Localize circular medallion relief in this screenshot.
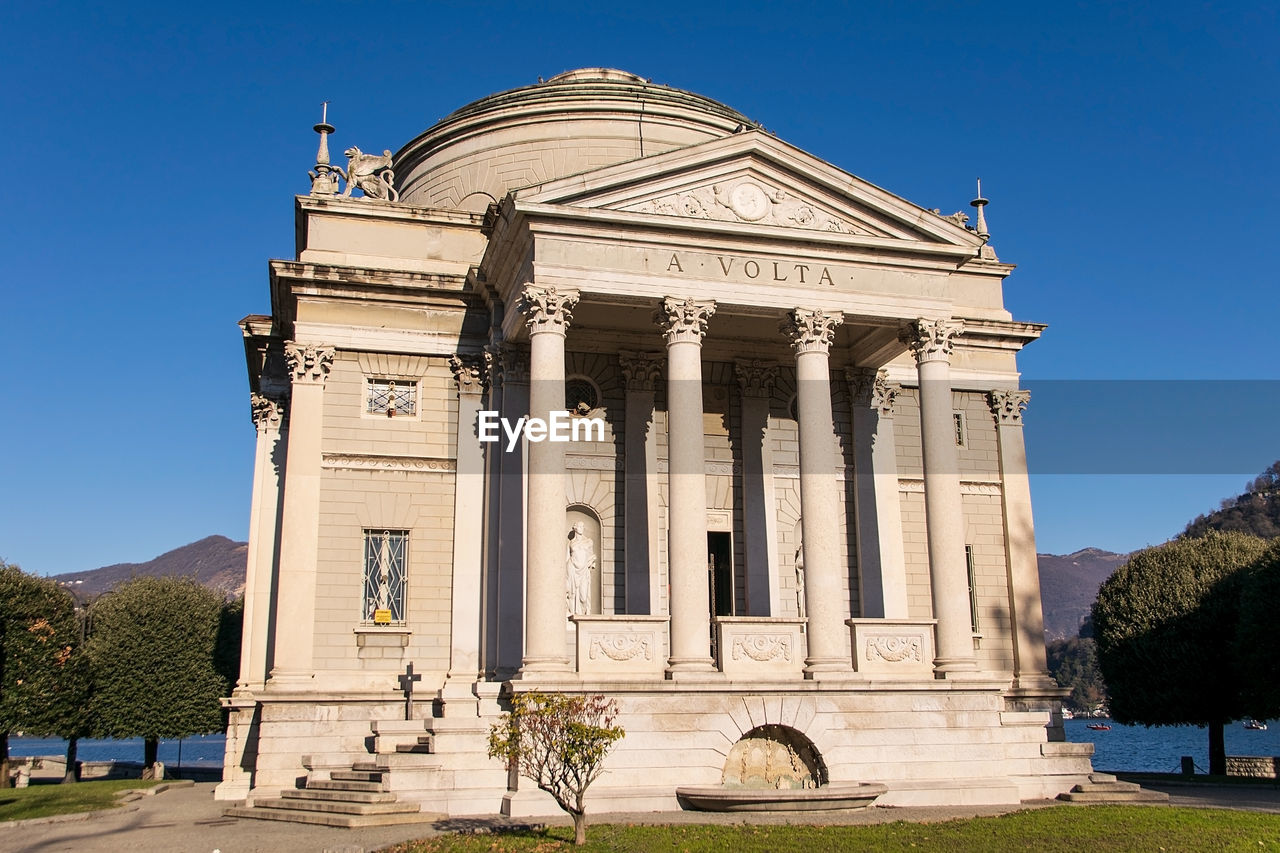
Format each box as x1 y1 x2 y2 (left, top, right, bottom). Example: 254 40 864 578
729 183 770 222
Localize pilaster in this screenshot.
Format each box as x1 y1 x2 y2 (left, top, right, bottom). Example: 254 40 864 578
618 351 664 616
735 359 781 616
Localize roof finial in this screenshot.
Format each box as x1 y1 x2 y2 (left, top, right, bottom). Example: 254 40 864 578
970 178 989 241
309 102 339 196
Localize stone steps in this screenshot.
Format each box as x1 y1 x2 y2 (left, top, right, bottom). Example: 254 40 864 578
1057 774 1169 805
396 737 435 754
307 779 385 794
282 788 398 804
253 796 420 816
224 805 438 828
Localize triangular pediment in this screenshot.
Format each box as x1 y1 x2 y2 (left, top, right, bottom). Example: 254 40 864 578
514 131 984 249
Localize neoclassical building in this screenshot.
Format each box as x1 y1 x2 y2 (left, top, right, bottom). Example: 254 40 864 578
220 69 1095 822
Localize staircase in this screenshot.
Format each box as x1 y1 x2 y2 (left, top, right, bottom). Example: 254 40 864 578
1057 773 1170 804
227 713 507 826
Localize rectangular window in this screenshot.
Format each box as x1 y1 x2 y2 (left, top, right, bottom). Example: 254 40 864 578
363 530 408 625
953 412 967 447
965 544 979 632
366 378 417 417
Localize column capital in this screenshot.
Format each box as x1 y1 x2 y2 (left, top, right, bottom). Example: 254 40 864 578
284 342 335 385
250 392 286 432
655 296 715 345
449 353 489 396
900 318 964 364
518 284 579 336
618 351 664 392
782 308 843 355
735 359 779 398
988 388 1030 426
846 367 901 416
489 343 530 386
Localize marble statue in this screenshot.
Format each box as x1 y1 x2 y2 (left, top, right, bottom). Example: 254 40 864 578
339 147 400 202
566 521 596 615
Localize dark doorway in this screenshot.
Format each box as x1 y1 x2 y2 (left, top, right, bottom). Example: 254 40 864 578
707 532 733 618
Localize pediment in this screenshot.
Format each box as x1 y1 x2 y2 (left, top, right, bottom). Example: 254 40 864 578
514 132 984 249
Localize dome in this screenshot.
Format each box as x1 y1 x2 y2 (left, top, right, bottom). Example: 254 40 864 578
395 69 759 212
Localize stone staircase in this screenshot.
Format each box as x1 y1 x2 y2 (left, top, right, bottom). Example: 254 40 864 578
1057 773 1170 804
227 713 507 826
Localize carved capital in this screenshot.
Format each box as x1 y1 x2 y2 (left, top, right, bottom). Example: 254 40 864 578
988 388 1030 426
449 353 489 395
735 359 779 398
781 308 843 355
250 392 286 432
617 351 663 392
518 285 579 336
284 342 335 385
491 343 530 386
900 318 963 364
655 297 716 345
846 367 901 416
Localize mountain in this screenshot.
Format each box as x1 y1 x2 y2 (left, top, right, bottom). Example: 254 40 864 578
54 535 248 600
1037 548 1129 640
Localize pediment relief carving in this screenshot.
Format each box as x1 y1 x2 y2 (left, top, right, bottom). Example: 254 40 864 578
620 178 881 237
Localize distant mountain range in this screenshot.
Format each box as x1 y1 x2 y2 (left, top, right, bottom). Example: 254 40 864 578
53 535 248 600
54 534 1121 640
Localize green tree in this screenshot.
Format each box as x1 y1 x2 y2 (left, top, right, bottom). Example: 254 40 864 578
0 563 85 788
1092 531 1269 774
87 577 229 775
1045 636 1106 713
1236 540 1280 720
488 691 624 845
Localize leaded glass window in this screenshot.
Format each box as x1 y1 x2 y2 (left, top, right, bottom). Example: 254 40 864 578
366 378 417 417
363 530 407 624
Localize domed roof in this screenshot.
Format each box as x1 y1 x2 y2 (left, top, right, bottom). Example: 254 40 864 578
395 69 760 212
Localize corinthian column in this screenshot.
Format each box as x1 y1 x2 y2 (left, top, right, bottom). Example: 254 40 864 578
239 392 287 690
782 308 848 676
847 368 909 619
901 319 977 677
269 342 334 685
516 285 579 676
656 297 716 676
441 354 489 710
989 389 1056 692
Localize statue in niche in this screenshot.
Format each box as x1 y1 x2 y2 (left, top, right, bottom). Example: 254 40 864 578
565 521 596 615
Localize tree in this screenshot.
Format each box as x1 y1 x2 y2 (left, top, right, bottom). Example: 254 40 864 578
0 562 87 788
487 691 624 845
1182 460 1280 540
1092 531 1270 774
1045 636 1106 713
1236 540 1280 720
87 577 230 776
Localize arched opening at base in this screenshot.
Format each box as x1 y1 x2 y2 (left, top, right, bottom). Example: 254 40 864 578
721 724 827 790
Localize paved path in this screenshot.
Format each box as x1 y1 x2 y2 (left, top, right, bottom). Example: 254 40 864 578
5 781 1279 853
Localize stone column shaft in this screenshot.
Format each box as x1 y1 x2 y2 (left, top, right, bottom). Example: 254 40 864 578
269 343 334 684
657 297 717 675
736 360 781 616
903 319 977 676
517 286 579 676
619 352 663 615
989 389 1055 690
784 309 848 676
442 355 488 709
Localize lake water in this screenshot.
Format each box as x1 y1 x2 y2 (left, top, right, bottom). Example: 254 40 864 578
9 720 1278 775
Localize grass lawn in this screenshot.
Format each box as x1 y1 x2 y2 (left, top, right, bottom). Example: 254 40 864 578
387 806 1280 852
0 779 164 823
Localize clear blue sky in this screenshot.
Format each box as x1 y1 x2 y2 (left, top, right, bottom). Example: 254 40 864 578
1 2 1276 574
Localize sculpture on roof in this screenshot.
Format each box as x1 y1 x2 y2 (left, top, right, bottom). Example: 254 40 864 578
338 147 400 202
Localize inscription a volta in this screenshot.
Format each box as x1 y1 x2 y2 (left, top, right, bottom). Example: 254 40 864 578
665 253 835 286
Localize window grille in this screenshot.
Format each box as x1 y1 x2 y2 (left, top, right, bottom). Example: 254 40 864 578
565 377 599 415
953 412 967 447
363 530 408 625
965 544 979 632
367 379 417 417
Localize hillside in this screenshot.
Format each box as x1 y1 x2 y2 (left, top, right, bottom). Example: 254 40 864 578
54 535 248 600
1036 548 1129 640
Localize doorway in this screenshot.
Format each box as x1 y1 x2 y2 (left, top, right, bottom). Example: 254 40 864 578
707 532 733 618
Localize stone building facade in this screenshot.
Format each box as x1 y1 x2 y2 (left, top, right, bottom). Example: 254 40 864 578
219 69 1093 816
